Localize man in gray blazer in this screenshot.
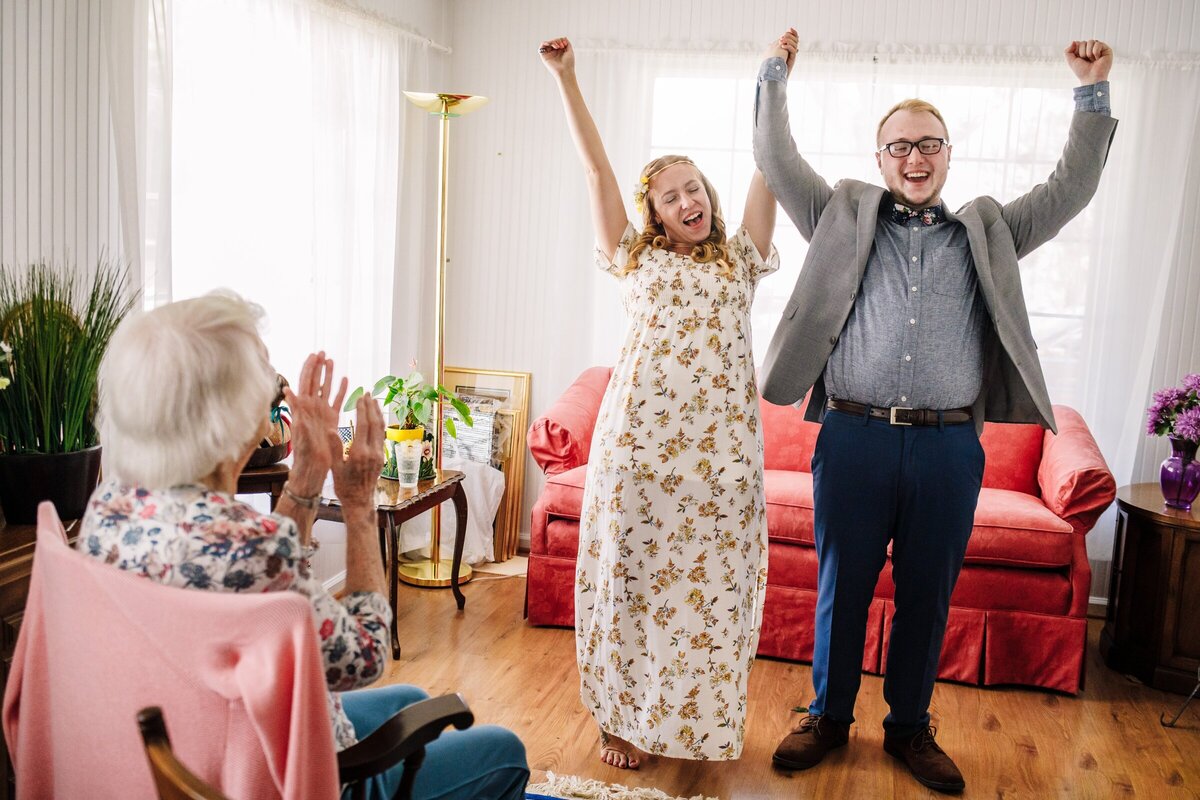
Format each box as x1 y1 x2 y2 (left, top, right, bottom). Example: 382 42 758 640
754 29 1115 793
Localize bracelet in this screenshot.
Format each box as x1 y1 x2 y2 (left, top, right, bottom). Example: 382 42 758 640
282 482 321 510
301 536 321 561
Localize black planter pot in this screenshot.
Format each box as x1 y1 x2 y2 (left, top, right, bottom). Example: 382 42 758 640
0 445 103 525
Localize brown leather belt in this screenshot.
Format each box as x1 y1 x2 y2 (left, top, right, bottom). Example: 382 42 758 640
826 399 973 426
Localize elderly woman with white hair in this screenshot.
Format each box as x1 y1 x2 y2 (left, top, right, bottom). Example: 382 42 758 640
79 292 528 800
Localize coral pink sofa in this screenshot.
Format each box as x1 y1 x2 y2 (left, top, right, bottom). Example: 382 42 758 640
525 367 1116 694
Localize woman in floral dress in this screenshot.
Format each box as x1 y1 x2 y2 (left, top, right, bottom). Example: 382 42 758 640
540 38 780 769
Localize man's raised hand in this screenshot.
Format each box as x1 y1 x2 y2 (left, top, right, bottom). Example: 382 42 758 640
764 28 798 77
1065 39 1113 85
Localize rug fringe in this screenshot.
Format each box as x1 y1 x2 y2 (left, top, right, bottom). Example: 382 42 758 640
526 771 719 800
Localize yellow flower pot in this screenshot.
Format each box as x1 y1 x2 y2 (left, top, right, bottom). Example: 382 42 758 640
387 426 424 442
383 425 424 481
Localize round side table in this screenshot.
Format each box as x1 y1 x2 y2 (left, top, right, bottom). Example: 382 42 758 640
1100 483 1200 694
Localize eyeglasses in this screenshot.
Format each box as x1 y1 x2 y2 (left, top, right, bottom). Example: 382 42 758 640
876 137 948 158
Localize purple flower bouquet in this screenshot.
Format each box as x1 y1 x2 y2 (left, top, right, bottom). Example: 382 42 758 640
1147 373 1200 510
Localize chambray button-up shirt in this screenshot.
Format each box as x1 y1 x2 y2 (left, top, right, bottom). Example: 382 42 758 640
824 207 984 410
756 58 1112 410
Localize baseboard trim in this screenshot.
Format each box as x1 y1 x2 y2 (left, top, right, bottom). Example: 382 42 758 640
324 569 346 597
1087 596 1108 619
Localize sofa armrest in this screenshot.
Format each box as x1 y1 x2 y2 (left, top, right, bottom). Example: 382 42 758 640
1038 405 1117 535
527 367 611 476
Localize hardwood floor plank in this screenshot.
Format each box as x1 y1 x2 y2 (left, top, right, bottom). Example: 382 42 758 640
380 576 1200 799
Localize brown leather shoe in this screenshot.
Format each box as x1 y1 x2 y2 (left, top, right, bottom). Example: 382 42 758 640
772 714 850 770
883 726 965 793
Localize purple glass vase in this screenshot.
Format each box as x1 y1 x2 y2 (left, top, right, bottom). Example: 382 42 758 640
1160 436 1200 511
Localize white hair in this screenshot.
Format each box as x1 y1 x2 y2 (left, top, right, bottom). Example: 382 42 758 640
97 291 277 488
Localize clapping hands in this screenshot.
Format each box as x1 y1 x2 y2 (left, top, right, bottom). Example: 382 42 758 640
283 352 347 496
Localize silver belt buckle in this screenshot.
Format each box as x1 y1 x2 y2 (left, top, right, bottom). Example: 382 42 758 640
889 406 913 426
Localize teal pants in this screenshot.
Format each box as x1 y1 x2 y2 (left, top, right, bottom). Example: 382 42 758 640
340 684 529 800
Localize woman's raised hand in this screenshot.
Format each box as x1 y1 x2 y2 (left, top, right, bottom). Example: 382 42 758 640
331 394 385 511
764 28 798 76
539 37 574 77
283 352 348 496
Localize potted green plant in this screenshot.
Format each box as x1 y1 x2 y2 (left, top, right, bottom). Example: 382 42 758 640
345 369 473 480
0 261 135 523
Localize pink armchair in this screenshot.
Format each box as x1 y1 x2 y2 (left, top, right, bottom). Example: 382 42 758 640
526 367 1116 694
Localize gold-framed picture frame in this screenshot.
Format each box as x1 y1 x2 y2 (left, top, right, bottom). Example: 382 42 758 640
443 366 531 562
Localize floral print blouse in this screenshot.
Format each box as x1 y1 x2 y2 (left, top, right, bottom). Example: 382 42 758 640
78 480 392 750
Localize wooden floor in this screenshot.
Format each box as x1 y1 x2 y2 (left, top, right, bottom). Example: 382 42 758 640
381 575 1199 799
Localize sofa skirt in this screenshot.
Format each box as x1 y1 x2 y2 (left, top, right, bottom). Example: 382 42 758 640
526 552 1087 694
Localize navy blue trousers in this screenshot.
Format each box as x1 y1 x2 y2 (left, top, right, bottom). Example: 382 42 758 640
808 409 984 736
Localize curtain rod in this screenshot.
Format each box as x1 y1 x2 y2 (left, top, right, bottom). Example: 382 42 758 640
313 0 452 54
575 39 1200 68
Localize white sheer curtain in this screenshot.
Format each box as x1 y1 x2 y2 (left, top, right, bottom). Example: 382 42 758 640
565 46 1200 568
169 0 420 390
101 0 172 302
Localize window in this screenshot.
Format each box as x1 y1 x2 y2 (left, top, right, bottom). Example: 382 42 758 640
168 0 407 386
648 66 1094 406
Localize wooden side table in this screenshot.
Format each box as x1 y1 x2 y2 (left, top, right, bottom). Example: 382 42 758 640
1100 483 1200 694
236 463 290 510
316 470 468 660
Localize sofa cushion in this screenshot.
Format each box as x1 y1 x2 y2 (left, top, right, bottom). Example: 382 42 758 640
527 367 612 475
979 420 1043 495
966 488 1074 568
540 464 587 519
764 469 815 546
759 397 821 472
1039 405 1118 534
546 519 582 558
539 454 1073 570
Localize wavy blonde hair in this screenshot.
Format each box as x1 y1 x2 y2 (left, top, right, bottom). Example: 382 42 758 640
624 155 733 279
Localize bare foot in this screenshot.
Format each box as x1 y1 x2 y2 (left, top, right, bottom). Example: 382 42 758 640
599 730 642 770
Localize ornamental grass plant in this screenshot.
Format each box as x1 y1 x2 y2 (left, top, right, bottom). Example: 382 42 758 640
0 261 134 454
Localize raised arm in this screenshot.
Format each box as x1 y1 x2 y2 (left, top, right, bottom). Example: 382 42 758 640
540 37 627 261
1002 39 1117 258
752 28 834 242
742 170 777 260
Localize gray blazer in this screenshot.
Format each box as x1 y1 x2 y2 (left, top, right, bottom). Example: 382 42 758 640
753 74 1118 434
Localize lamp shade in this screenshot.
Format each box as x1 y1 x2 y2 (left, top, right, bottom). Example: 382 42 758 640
403 92 488 117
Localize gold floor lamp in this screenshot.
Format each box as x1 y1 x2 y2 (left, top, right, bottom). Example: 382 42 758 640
397 92 488 589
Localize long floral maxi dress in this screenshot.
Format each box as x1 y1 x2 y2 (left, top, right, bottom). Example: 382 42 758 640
576 223 778 760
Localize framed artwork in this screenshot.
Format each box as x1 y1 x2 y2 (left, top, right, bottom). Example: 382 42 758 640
442 367 531 562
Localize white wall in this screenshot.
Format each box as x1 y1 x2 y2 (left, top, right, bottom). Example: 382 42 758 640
0 0 123 270
441 0 1200 555
346 0 448 45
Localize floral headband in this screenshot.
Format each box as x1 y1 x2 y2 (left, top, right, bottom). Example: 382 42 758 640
632 158 695 216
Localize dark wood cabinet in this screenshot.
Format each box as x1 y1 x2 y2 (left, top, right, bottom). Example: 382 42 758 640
1100 483 1200 694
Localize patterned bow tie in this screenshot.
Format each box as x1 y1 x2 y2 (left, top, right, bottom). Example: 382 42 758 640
889 202 946 227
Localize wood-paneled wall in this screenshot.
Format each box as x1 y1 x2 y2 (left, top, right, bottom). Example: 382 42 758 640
0 0 123 271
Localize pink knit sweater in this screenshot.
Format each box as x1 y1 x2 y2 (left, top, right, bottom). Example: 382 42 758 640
2 502 340 799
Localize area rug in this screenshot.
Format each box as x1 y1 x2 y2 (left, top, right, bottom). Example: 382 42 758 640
526 772 718 800
473 554 528 577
